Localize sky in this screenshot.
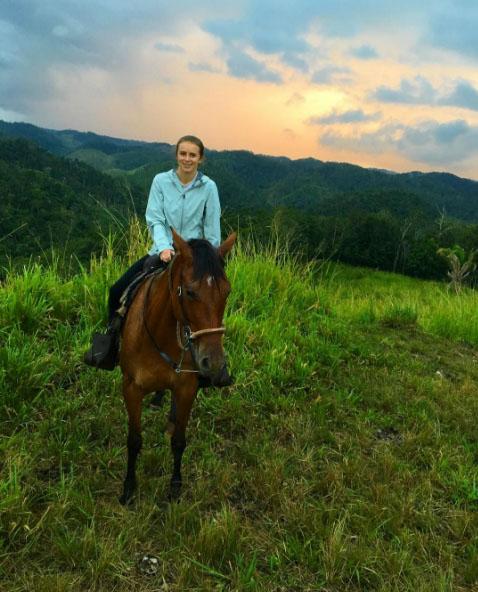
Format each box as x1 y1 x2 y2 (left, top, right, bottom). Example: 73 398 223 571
1 1 478 180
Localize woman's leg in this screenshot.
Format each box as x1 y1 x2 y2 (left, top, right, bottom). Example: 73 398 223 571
108 255 149 322
84 255 149 370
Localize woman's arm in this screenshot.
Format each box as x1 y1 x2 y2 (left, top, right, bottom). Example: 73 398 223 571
145 176 173 255
203 181 221 247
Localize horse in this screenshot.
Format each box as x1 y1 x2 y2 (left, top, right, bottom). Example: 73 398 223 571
118 228 236 505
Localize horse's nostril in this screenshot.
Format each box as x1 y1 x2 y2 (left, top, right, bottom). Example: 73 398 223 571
201 357 210 371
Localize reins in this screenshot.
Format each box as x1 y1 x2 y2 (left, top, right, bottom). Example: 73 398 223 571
142 255 225 374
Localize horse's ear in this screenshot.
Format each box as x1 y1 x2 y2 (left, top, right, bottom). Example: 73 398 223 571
218 232 237 259
171 228 192 262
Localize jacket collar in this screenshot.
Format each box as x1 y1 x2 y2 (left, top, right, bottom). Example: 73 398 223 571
170 169 206 191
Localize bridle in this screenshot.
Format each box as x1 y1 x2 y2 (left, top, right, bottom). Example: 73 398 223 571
143 254 226 374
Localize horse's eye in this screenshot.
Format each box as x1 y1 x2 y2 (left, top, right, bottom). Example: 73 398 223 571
186 289 197 300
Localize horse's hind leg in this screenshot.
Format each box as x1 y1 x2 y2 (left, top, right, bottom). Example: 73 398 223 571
150 390 167 409
169 387 196 501
119 377 144 505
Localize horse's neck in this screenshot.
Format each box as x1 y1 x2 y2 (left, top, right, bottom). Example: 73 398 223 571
147 270 177 337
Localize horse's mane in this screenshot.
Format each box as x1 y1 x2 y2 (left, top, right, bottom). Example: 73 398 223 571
188 239 225 282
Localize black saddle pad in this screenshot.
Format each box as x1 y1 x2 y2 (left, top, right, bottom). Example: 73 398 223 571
118 267 166 320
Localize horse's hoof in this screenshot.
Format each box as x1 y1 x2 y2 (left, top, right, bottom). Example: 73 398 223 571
118 492 134 506
119 483 136 506
168 482 182 502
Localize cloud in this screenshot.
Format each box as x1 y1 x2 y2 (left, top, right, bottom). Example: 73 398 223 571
204 4 312 74
371 76 478 112
226 48 282 84
283 128 297 139
154 42 185 53
321 119 478 166
286 92 305 106
0 106 26 122
372 76 435 104
188 62 220 73
203 0 426 75
311 65 352 84
427 8 478 60
0 0 476 180
281 53 309 73
0 0 222 114
205 12 310 56
350 44 378 59
438 81 478 111
307 109 381 125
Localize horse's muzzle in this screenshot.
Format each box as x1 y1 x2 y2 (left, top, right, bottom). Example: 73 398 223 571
196 342 231 385
198 353 222 376
211 363 233 387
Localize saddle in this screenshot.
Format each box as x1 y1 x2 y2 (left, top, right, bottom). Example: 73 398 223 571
116 267 165 322
84 267 166 371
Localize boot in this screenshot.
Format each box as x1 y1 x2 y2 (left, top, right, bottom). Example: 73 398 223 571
83 315 122 371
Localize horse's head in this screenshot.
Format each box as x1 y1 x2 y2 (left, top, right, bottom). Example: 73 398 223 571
170 229 236 384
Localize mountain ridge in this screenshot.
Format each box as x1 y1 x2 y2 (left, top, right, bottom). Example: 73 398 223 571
1 120 478 281
1 119 477 185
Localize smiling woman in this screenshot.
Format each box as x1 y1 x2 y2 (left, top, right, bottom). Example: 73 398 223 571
83 134 227 374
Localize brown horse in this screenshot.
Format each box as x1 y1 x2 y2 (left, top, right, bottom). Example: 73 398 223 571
118 228 236 504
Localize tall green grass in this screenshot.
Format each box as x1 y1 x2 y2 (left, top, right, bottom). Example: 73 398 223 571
320 264 478 345
1 220 478 591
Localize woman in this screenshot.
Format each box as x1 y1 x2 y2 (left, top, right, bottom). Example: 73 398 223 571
84 134 223 372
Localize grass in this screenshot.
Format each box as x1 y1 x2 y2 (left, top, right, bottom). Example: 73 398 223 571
321 263 478 344
1 224 478 590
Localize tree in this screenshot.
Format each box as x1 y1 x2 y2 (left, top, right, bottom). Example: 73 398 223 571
437 245 477 293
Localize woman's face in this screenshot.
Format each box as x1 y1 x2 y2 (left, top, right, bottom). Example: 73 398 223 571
176 141 203 177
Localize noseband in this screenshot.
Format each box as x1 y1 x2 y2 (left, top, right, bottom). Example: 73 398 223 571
143 254 225 374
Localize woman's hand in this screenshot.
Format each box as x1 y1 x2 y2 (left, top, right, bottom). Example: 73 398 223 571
160 249 175 263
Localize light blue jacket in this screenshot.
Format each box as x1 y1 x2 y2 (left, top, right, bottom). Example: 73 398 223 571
145 169 221 255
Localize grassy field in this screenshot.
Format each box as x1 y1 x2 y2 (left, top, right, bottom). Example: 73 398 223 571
1 226 478 591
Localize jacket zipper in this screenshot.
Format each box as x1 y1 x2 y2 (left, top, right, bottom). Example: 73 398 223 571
179 191 185 235
174 173 202 237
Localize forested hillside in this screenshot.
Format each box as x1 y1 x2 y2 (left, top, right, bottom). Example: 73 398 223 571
1 120 478 283
2 119 478 220
0 137 144 267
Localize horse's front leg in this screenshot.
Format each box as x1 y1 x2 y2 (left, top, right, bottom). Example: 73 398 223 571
169 385 197 501
119 377 144 505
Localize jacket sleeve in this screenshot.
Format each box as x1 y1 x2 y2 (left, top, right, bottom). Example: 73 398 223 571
145 176 173 254
203 181 221 247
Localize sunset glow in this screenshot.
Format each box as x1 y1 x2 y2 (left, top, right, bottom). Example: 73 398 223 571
1 1 477 179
